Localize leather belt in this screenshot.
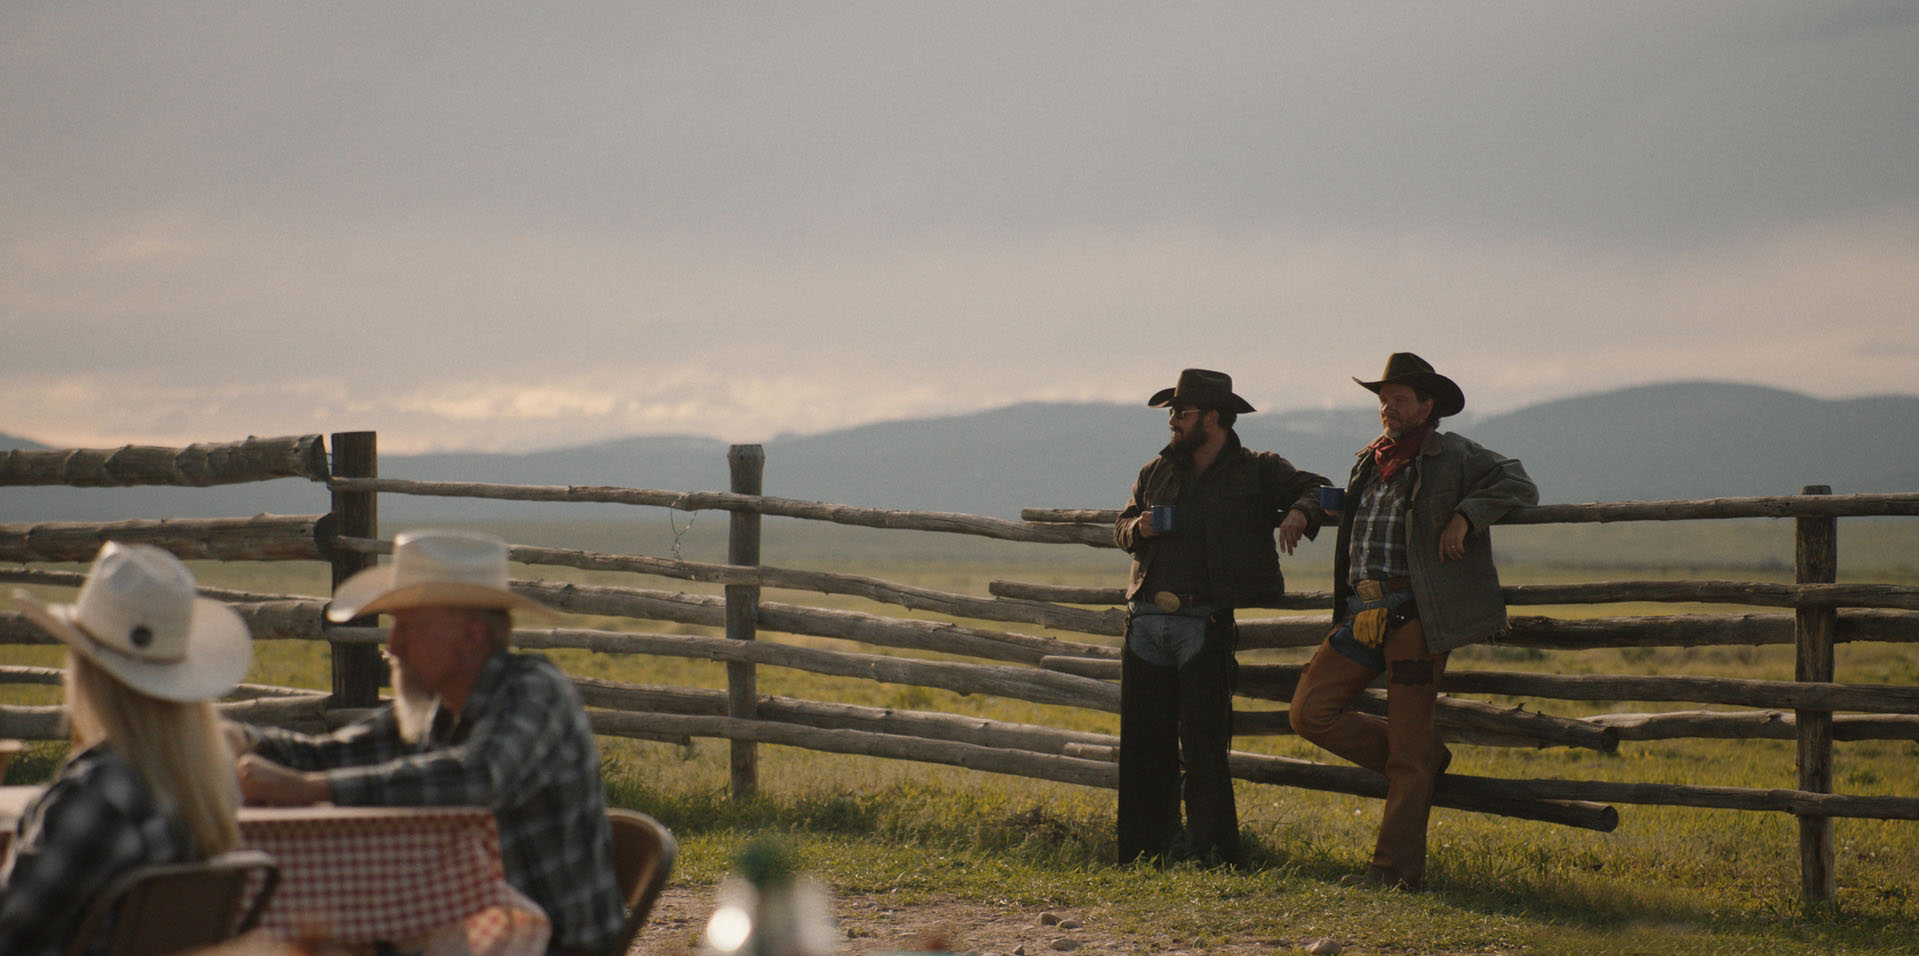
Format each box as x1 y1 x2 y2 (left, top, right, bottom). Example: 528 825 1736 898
1354 577 1412 601
1149 590 1211 612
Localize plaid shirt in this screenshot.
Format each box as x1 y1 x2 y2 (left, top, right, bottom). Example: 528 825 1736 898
1349 468 1413 587
250 652 624 954
0 744 198 956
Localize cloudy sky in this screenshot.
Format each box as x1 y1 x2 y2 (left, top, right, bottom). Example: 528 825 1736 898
4 3 1916 453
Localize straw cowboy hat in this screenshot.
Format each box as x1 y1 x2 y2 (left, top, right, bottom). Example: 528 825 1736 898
327 529 555 623
1353 352 1466 419
13 542 251 703
1147 368 1257 414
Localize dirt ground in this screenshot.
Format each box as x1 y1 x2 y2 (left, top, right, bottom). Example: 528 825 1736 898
637 884 1323 956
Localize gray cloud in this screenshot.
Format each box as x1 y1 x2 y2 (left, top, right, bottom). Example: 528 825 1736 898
3 2 1915 452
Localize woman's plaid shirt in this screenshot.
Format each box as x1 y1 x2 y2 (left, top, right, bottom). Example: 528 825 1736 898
0 744 196 956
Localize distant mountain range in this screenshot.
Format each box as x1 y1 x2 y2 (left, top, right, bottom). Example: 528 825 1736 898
4 381 1915 523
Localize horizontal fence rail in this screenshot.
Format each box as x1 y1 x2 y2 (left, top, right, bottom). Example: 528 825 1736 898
1023 492 1919 526
327 477 1110 547
0 515 331 563
0 435 329 488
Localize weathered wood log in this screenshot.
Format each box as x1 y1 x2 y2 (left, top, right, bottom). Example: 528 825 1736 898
1502 611 1919 648
1228 708 1577 750
0 666 320 705
1 693 330 739
582 708 1618 830
1435 669 1919 714
1026 493 1919 527
1231 661 1919 715
0 614 62 647
1019 509 1116 525
1236 617 1337 649
0 515 330 563
573 678 1117 756
1 598 326 647
229 599 328 642
514 627 1121 712
0 435 329 488
511 578 1118 664
1485 776 1919 820
0 705 64 738
1423 697 1619 751
1506 493 1919 523
0 568 322 607
334 535 1126 636
328 477 1112 547
1588 709 1919 741
988 580 1334 612
1234 755 1619 831
574 680 725 715
993 579 1919 612
1795 485 1840 901
725 442 764 798
322 625 385 646
1506 581 1919 610
1042 656 1614 751
590 711 1121 788
1835 609 1919 644
989 581 1119 605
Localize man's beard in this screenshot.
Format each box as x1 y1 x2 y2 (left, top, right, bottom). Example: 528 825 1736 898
1170 421 1207 456
388 654 441 745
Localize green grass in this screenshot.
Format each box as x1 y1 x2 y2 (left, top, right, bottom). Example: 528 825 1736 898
5 516 1917 954
595 738 1919 955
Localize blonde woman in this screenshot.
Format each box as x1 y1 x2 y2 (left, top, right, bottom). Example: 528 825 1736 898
2 542 251 956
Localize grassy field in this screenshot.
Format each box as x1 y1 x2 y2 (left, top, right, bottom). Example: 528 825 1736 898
5 516 1917 954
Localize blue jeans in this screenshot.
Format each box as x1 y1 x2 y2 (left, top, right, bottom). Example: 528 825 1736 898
1125 603 1214 667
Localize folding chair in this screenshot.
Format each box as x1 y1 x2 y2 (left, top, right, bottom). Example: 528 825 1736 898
605 808 678 955
66 849 279 956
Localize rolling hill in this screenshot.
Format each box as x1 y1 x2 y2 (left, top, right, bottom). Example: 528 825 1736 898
3 382 1914 523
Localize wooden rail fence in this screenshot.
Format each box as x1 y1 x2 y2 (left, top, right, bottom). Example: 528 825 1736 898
4 433 1917 904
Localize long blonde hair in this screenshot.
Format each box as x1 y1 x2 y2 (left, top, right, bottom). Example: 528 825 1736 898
65 651 239 857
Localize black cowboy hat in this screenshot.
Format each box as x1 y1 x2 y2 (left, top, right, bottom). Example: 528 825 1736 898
1353 352 1465 419
1147 368 1256 414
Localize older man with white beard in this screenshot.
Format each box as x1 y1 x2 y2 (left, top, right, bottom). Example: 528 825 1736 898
229 529 625 956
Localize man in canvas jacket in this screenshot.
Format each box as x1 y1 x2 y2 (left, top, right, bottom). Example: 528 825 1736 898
1290 352 1537 890
1114 368 1329 865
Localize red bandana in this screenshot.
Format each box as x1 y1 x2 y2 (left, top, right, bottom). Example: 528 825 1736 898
1367 422 1434 482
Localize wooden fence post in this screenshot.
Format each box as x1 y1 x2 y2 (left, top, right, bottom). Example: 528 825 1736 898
726 444 765 799
329 432 383 708
1795 484 1837 904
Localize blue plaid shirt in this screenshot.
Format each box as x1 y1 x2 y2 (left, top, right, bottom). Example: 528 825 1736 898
249 652 624 954
1349 468 1413 586
0 744 198 956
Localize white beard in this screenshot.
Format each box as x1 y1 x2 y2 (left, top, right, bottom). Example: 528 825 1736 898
388 655 441 746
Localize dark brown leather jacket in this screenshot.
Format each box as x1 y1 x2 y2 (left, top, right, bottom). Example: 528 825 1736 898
1115 431 1329 608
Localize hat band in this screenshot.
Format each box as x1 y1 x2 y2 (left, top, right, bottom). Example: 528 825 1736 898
73 617 187 666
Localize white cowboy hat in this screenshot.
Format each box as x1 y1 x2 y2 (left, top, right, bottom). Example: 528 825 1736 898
327 529 555 623
13 542 251 703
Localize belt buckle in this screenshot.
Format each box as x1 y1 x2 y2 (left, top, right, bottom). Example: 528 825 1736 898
1355 579 1384 602
1152 591 1183 612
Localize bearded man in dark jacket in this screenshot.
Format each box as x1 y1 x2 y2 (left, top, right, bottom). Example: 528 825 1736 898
1114 368 1330 865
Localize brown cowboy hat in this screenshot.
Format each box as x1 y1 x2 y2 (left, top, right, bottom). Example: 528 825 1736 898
1353 352 1465 419
1147 368 1256 414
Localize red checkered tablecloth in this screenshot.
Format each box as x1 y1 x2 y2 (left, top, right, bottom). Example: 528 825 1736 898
239 805 548 956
